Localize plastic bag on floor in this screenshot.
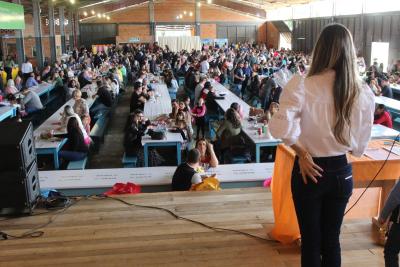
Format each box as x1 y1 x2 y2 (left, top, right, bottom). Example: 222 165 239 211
104 182 141 195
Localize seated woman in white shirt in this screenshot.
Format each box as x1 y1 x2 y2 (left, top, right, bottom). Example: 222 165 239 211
269 24 375 267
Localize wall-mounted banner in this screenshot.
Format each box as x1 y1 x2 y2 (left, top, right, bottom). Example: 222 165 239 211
0 1 25 30
128 37 141 43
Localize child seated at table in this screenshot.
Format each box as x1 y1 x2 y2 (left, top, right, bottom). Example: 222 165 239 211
172 110 192 150
195 138 219 168
378 181 400 267
171 148 203 191
374 104 393 128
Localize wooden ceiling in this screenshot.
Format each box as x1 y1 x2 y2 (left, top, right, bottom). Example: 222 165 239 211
14 0 316 18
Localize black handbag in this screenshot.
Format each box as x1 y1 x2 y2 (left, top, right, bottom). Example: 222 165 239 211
148 129 165 140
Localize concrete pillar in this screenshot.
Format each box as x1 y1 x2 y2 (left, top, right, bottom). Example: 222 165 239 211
59 6 66 54
48 0 56 63
75 12 80 48
12 0 25 66
32 0 44 68
149 0 155 42
195 0 201 36
68 8 74 51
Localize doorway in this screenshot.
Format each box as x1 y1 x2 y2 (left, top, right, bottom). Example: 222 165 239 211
371 42 390 72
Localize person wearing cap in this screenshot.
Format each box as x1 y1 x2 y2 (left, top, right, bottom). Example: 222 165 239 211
380 75 393 98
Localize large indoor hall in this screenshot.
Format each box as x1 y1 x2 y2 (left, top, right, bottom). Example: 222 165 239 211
0 0 400 266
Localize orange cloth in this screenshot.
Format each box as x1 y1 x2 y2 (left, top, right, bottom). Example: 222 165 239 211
269 140 400 244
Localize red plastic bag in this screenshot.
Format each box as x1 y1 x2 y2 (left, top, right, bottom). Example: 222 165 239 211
263 177 272 188
104 182 141 196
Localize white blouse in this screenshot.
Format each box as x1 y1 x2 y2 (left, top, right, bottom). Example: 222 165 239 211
269 69 375 157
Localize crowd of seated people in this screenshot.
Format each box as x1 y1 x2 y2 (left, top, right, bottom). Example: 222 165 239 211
1 41 399 170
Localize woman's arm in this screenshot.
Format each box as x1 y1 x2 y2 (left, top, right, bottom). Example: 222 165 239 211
290 143 322 184
207 143 219 167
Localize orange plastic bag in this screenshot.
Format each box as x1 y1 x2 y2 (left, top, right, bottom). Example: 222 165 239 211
104 182 141 195
190 176 221 191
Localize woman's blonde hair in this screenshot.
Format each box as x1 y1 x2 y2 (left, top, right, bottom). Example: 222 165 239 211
308 23 360 146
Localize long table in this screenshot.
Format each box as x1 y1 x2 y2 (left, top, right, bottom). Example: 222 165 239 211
391 83 400 100
34 96 96 169
144 83 172 120
270 140 400 244
375 95 400 115
142 82 182 167
371 124 400 140
0 105 16 121
38 162 274 194
211 80 282 162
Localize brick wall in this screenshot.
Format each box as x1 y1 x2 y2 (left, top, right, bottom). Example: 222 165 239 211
200 24 217 39
116 24 152 44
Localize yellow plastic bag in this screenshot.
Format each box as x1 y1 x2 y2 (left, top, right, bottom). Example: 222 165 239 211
191 176 221 191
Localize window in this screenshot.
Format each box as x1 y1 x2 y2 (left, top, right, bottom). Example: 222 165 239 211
310 0 333 18
267 7 292 21
335 0 363 16
364 0 400 13
292 4 311 19
371 42 390 72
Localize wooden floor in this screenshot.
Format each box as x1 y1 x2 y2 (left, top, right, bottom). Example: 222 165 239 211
0 188 385 267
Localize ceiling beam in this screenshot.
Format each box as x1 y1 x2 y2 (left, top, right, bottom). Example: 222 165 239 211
212 0 266 18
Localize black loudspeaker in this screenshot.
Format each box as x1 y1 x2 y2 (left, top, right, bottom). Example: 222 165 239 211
0 121 36 172
0 121 40 214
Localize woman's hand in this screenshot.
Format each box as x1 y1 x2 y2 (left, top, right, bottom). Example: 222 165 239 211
297 152 323 184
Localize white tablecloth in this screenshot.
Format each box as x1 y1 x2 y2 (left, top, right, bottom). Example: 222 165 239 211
143 83 172 120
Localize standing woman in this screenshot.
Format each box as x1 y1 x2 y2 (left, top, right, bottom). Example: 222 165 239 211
269 24 375 267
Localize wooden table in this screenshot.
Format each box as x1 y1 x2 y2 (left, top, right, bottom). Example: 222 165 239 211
375 96 400 117
371 124 400 140
0 188 385 267
391 83 400 100
211 80 282 162
269 140 400 244
141 132 183 167
0 105 16 122
39 162 274 194
143 83 172 120
34 96 96 169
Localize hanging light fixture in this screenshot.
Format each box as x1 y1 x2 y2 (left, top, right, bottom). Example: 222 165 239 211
183 11 187 15
91 10 95 15
83 11 88 16
197 2 201 7
97 13 102 18
189 11 193 16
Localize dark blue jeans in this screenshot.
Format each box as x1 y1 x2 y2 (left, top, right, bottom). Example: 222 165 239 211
291 154 353 267
385 222 400 267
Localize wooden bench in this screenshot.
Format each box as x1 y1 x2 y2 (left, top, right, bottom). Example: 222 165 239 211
67 157 88 170
90 110 110 152
122 153 137 168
